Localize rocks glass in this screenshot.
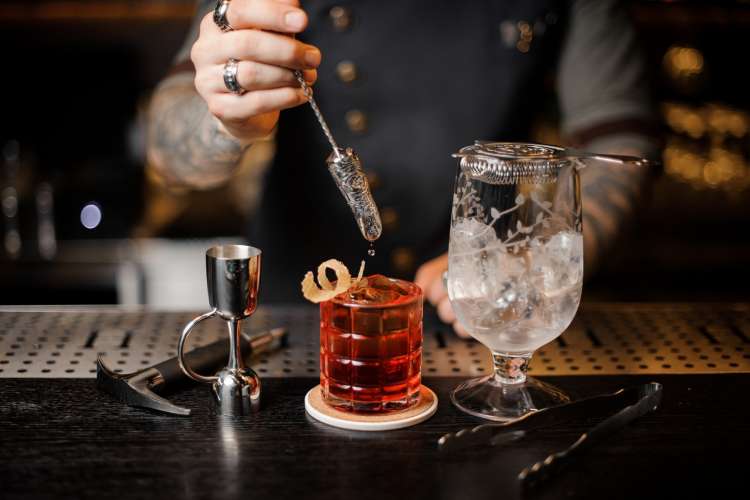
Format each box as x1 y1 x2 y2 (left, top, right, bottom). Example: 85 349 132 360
319 275 423 412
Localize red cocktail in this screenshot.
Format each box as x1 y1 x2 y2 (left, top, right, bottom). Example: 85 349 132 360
320 275 423 412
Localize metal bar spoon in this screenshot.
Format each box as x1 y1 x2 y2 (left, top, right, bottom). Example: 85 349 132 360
293 70 382 244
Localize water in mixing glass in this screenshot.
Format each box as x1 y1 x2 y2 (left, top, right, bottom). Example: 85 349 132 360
447 218 583 353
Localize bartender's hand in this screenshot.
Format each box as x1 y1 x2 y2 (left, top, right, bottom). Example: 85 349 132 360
191 0 320 143
415 254 470 339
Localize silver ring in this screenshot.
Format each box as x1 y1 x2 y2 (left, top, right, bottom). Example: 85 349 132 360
213 0 234 32
223 58 245 95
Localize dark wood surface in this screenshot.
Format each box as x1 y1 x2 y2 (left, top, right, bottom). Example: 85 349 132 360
1 374 749 500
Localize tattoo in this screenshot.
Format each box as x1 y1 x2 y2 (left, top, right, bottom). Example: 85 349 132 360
580 163 645 274
147 74 247 189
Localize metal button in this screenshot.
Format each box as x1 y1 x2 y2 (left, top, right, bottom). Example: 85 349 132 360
345 109 367 134
516 21 533 53
499 19 535 53
391 247 416 274
329 6 352 31
335 60 358 83
380 207 399 232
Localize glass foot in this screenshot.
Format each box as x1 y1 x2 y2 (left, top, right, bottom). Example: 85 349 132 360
451 376 570 422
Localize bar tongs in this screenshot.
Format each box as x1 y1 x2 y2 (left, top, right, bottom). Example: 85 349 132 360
439 382 662 452
518 382 662 487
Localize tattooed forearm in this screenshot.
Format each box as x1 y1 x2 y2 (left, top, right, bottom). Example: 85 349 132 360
581 161 646 275
147 74 247 189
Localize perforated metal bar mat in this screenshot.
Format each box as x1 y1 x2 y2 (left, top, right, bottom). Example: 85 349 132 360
0 304 748 378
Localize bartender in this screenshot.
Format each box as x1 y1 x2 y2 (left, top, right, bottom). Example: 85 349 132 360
147 0 657 335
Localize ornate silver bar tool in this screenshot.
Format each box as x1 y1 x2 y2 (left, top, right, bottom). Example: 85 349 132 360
177 244 262 415
294 70 382 242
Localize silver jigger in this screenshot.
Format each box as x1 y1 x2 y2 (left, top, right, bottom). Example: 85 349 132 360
177 245 262 415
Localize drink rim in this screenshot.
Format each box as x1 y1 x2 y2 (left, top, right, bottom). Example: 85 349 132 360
330 276 422 308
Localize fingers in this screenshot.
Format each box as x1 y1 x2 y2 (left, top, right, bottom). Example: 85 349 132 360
196 29 320 70
425 276 448 307
414 253 448 305
436 297 455 324
226 0 307 33
416 254 471 339
453 322 471 339
414 253 448 287
191 2 315 141
197 62 316 94
207 86 308 124
195 3 320 70
438 297 470 338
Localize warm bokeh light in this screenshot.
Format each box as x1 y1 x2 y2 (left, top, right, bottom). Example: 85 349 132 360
663 102 750 192
663 45 704 80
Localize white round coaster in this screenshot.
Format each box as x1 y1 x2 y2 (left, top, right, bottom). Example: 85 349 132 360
305 385 438 432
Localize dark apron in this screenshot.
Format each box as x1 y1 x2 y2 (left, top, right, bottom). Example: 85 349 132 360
250 0 567 302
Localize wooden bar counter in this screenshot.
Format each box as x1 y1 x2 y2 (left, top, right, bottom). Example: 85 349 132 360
0 304 748 500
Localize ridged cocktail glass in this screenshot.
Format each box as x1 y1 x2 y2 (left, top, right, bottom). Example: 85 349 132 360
320 275 423 413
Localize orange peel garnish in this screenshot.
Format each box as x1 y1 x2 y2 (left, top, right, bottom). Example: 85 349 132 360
301 259 366 303
355 260 365 285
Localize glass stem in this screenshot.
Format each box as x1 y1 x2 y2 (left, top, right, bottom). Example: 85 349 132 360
491 351 532 385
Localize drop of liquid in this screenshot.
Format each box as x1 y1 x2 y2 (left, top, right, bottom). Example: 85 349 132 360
367 242 376 257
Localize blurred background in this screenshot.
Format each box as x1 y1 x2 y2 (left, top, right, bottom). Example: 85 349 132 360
0 0 748 308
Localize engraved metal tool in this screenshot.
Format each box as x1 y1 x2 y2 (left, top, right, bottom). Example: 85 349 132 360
294 70 382 241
